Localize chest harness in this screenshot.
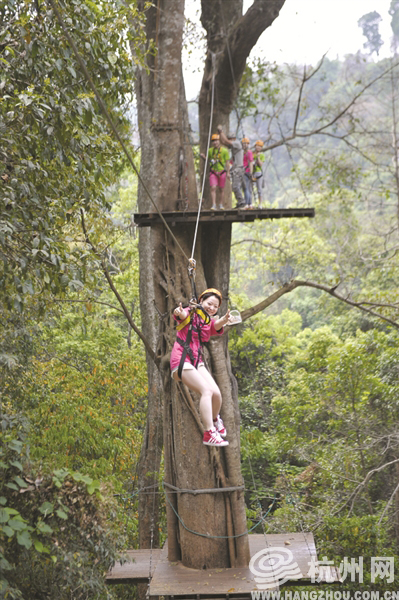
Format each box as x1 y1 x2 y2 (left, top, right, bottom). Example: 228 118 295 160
175 307 211 380
209 148 226 175
253 152 263 176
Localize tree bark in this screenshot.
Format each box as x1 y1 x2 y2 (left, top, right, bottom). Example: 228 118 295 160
132 0 286 570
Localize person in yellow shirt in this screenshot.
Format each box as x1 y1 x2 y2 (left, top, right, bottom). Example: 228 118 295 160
201 134 230 209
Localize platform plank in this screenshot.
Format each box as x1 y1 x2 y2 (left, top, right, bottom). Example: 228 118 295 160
134 207 315 227
107 533 341 595
106 549 162 583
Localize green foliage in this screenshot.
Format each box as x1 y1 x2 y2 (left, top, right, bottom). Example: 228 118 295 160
231 314 399 576
0 0 146 310
28 308 147 483
0 0 150 588
1 412 126 600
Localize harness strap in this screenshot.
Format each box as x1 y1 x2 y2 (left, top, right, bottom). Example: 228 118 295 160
177 321 195 380
176 314 191 331
176 308 210 379
210 147 226 173
176 307 210 331
176 336 196 367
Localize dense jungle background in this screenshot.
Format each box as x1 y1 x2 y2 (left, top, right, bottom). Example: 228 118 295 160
2 1 399 598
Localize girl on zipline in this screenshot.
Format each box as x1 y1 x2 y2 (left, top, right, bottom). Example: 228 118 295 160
170 288 230 447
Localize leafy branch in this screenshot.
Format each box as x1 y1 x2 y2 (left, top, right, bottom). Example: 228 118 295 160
240 279 399 329
80 209 155 362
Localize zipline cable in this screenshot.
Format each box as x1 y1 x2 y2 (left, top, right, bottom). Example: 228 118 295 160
190 51 216 262
47 0 189 262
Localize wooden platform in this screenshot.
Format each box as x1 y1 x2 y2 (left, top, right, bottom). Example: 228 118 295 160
134 207 315 227
106 549 163 583
107 533 341 596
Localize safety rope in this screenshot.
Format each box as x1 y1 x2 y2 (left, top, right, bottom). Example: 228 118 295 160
146 384 162 599
190 52 216 262
247 452 279 586
162 480 276 540
163 481 244 494
47 0 189 262
281 469 315 570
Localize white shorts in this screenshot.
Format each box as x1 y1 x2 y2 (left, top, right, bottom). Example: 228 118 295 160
171 361 205 381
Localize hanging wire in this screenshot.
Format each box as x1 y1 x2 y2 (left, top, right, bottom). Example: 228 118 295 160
190 52 216 260
280 468 316 568
47 0 189 262
163 480 276 540
247 452 279 585
146 383 162 599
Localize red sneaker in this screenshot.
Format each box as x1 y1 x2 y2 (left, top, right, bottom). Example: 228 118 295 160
203 427 229 447
213 415 227 438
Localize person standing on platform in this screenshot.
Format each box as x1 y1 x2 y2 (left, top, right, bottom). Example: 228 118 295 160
242 137 254 209
200 134 230 210
252 140 265 207
217 125 245 209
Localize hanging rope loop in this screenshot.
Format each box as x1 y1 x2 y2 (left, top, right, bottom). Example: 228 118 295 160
188 257 197 302
190 52 216 260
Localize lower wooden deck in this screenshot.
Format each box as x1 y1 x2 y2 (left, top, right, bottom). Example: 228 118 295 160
107 533 341 596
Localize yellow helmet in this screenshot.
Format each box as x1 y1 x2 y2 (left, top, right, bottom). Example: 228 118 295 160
255 140 263 147
211 134 220 141
198 288 222 305
242 137 250 143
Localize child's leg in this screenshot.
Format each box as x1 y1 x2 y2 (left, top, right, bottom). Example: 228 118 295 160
181 367 220 430
197 365 222 420
256 177 263 205
218 172 227 208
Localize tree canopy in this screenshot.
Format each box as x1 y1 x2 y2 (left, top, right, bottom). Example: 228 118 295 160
2 0 399 596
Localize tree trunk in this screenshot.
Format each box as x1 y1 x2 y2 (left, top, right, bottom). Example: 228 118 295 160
132 0 285 570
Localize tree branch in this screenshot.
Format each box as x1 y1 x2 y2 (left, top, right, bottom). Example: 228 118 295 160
80 209 156 363
262 59 399 154
52 298 125 314
241 279 399 329
215 0 286 110
377 479 399 526
337 458 399 518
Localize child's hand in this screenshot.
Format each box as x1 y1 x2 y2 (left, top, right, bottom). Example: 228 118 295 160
214 309 230 331
219 309 230 324
174 303 186 319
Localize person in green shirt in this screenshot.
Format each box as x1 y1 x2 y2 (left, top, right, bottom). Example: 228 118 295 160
252 140 265 207
201 134 230 209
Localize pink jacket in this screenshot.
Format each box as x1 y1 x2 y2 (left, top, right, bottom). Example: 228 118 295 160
170 311 223 371
243 150 253 174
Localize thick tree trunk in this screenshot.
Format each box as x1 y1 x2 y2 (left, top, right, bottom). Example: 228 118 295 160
132 0 285 571
134 0 249 568
134 0 191 552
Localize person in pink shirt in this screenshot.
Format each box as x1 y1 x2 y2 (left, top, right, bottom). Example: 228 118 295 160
242 137 254 208
170 288 230 447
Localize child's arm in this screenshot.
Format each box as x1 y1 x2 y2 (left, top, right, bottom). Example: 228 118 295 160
174 302 189 320
213 309 230 331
